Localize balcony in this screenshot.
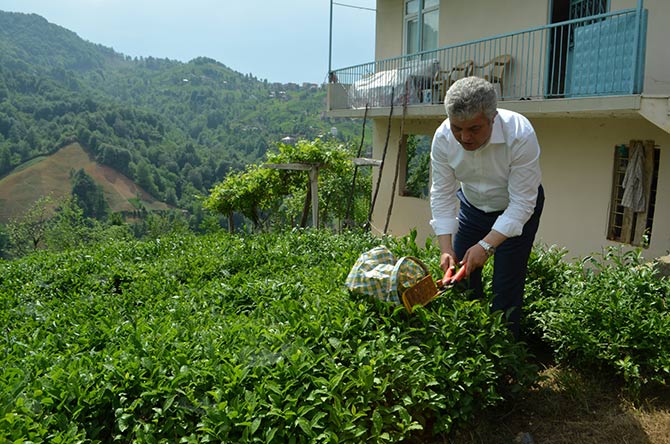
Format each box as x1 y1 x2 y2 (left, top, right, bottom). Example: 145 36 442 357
327 8 648 119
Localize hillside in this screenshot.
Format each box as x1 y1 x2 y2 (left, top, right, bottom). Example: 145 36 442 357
0 10 368 222
0 143 168 223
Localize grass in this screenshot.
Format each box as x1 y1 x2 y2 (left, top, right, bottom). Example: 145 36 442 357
447 346 670 444
0 143 169 223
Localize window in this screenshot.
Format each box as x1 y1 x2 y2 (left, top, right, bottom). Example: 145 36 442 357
404 0 439 55
569 0 608 20
607 140 659 247
399 134 431 199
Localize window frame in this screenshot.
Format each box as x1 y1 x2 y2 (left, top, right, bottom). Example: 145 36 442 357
403 0 439 56
606 140 659 247
399 133 431 200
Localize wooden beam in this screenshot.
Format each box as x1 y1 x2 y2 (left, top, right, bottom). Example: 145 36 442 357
263 162 320 171
632 140 655 246
308 166 319 228
262 162 320 227
352 157 381 167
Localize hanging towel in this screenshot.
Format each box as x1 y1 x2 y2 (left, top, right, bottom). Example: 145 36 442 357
621 142 646 212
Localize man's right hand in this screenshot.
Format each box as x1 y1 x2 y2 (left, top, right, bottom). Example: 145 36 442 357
439 251 457 274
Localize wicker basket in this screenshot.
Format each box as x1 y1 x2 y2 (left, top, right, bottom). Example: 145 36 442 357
396 257 440 313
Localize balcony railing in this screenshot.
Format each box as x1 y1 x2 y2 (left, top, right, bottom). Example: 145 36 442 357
328 8 647 111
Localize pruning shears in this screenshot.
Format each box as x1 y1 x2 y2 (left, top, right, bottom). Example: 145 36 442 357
436 263 467 290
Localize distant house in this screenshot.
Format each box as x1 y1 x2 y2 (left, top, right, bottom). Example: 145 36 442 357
326 0 670 260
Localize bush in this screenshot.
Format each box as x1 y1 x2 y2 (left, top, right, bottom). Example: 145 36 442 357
529 246 670 392
0 229 535 443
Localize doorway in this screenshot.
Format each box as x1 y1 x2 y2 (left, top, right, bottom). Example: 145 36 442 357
547 0 609 97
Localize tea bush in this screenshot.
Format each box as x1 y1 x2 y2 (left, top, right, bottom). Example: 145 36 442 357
0 229 535 443
527 246 670 392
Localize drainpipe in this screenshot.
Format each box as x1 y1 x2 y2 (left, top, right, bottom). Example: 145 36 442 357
631 0 643 94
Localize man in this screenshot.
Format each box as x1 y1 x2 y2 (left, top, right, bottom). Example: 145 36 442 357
430 76 544 340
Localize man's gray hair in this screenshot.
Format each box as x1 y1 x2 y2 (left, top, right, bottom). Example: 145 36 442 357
444 76 497 120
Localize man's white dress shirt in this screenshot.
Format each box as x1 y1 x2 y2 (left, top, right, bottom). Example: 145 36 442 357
430 108 542 238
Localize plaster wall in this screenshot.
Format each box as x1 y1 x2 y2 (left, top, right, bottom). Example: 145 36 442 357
533 116 670 260
613 0 670 96
374 1 669 96
369 115 670 260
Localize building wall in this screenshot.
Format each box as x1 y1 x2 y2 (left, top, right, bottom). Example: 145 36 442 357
533 116 670 260
375 0 403 61
621 0 670 96
375 0 669 95
438 0 549 46
368 0 670 259
370 115 670 260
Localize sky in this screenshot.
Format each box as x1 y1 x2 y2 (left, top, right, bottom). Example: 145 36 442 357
0 0 376 84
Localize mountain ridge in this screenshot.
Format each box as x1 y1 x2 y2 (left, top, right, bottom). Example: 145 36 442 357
0 10 367 223
0 143 168 223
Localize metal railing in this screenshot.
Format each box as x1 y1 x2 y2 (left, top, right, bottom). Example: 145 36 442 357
328 7 647 110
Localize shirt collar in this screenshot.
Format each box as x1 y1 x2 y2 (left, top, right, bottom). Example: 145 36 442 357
489 113 504 144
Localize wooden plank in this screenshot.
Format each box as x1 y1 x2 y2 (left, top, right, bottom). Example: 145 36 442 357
263 163 320 171
607 146 623 241
352 157 382 167
632 140 655 246
263 162 320 228
620 139 638 243
308 167 319 228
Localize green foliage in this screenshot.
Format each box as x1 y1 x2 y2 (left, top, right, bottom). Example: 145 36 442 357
6 195 57 255
403 135 431 199
205 138 371 230
204 164 283 228
71 168 109 219
0 223 9 259
0 229 535 442
525 245 670 392
0 10 370 218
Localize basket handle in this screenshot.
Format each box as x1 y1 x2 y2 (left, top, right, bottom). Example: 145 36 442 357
390 256 430 295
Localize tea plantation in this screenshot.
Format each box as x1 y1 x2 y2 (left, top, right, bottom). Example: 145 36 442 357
1 229 668 443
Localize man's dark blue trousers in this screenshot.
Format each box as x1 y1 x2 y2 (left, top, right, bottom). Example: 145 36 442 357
453 185 545 340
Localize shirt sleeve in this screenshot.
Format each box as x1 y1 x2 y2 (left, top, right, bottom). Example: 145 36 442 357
429 130 460 235
491 130 542 237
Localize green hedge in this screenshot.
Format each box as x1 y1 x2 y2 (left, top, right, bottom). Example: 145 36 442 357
525 245 670 392
0 229 534 443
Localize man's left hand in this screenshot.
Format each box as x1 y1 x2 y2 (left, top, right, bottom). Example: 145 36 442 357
461 244 490 275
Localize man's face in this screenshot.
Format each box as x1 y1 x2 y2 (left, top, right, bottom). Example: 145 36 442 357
449 111 497 151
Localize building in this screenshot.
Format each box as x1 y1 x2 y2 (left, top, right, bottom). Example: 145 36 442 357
326 0 669 260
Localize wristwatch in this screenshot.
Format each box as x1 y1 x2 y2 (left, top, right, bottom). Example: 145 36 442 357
477 239 496 257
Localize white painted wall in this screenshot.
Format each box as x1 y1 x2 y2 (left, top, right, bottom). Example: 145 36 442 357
369 115 670 260
366 0 670 259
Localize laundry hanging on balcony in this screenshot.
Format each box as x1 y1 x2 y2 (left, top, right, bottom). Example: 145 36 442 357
621 142 646 212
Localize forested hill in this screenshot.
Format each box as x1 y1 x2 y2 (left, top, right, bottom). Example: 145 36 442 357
0 10 365 218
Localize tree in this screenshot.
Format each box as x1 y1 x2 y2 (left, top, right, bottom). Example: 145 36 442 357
135 160 158 196
71 168 109 219
0 224 10 259
44 197 90 251
204 138 368 231
0 145 11 175
7 195 57 257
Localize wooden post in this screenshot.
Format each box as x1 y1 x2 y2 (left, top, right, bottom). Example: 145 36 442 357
308 166 319 228
263 163 321 228
632 140 655 245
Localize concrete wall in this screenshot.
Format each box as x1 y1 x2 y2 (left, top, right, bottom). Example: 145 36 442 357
608 0 670 95
438 0 548 46
533 116 670 260
374 0 669 96
367 0 670 259
375 0 403 61
369 115 670 260
369 118 435 238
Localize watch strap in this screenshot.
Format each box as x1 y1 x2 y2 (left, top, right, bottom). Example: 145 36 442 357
477 239 495 257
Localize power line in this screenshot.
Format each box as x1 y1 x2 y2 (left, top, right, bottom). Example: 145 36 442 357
332 2 376 12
